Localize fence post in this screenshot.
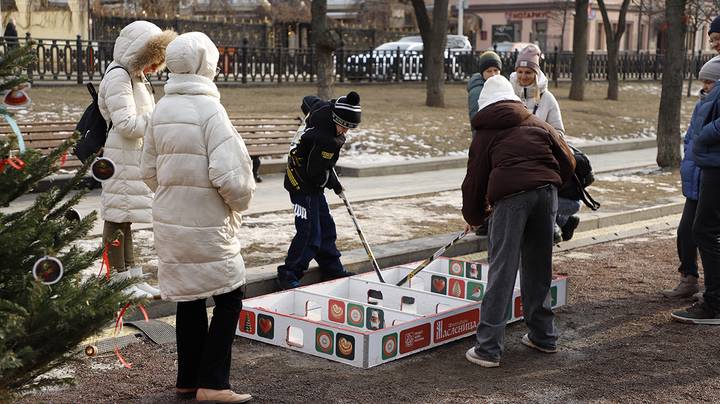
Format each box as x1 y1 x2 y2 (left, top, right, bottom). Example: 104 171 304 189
697 49 703 79
241 38 248 84
589 52 594 80
395 46 401 82
25 32 33 81
653 53 659 80
76 35 83 84
553 45 559 88
338 46 345 83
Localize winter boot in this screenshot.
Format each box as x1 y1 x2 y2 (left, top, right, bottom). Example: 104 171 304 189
662 275 700 299
475 221 489 237
561 215 580 241
693 288 706 303
196 388 252 403
276 270 301 290
553 227 562 244
128 267 161 299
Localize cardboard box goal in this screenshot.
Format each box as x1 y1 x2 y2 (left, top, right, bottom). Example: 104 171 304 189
236 257 567 368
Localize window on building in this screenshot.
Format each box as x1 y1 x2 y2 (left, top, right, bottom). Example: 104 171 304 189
639 23 645 51
596 23 604 50
624 23 632 50
533 20 548 52
510 21 522 42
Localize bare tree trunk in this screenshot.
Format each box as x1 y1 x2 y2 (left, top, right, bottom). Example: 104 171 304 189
656 0 687 168
411 0 449 107
606 42 620 100
598 0 630 100
569 0 589 100
311 0 340 99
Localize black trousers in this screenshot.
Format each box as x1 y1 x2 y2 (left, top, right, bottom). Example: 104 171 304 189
176 287 243 390
693 167 720 313
677 198 700 278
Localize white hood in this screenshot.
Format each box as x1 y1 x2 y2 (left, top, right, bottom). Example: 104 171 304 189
165 32 219 79
112 20 162 73
510 70 549 97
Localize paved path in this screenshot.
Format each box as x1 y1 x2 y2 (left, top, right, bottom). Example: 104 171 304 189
4 147 660 236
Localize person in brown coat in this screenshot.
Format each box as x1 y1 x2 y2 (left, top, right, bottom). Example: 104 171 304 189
462 75 575 368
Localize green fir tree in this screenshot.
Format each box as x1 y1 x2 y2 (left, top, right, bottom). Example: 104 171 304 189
0 43 136 399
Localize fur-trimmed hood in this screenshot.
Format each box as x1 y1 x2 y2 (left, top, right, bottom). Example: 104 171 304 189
113 20 176 76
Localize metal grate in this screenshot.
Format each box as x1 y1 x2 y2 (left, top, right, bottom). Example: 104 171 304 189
125 319 176 345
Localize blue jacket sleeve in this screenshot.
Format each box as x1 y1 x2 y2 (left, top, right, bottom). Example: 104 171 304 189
696 117 720 147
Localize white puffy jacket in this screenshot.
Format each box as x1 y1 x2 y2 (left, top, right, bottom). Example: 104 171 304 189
510 71 565 137
141 32 256 301
98 21 161 224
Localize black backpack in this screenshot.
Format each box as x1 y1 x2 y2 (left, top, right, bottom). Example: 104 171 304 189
569 145 600 211
74 65 131 163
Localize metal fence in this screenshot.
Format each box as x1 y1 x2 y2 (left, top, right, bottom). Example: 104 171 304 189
3 34 715 85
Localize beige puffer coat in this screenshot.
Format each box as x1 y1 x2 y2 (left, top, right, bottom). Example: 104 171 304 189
98 21 176 223
141 32 256 302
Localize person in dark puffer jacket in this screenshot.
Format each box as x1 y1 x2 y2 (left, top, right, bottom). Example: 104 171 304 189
663 57 720 300
462 75 575 368
276 92 361 290
671 20 720 323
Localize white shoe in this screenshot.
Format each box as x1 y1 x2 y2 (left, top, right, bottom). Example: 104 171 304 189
128 267 161 299
465 347 500 367
111 268 158 300
521 334 558 353
125 284 154 300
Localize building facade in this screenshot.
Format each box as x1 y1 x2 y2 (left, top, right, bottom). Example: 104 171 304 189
465 0 712 54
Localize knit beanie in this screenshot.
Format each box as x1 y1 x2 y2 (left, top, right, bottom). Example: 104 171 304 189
710 16 720 35
477 75 521 112
332 91 361 128
515 44 543 75
699 55 720 81
478 51 502 75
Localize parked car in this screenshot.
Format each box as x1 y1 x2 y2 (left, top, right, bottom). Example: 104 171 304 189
491 41 539 54
345 35 472 81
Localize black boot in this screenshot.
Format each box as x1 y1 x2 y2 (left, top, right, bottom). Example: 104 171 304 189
561 215 580 241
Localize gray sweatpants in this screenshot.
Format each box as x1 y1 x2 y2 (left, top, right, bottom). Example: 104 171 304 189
474 184 558 361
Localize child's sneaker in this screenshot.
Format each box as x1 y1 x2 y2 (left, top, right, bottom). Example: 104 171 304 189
671 302 720 325
465 347 499 367
521 333 558 353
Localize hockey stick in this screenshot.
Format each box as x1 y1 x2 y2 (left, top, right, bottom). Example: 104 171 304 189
334 173 385 283
395 229 469 287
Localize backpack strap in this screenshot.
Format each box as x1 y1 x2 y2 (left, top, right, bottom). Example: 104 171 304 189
532 92 544 115
574 174 601 211
104 64 133 88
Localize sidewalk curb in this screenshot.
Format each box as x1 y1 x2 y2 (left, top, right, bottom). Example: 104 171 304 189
123 199 684 321
33 139 659 192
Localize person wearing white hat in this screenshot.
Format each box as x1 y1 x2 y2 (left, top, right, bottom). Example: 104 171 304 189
462 75 576 368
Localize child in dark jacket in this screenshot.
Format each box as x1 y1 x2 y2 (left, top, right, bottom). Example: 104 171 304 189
277 91 362 289
462 75 575 367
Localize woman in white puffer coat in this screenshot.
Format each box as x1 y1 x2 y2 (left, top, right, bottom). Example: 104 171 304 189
141 32 255 403
98 20 176 299
510 44 581 242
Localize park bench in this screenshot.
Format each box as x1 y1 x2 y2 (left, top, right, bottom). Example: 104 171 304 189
0 115 301 179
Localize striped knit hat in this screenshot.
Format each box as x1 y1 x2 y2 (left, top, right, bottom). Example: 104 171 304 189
332 91 361 128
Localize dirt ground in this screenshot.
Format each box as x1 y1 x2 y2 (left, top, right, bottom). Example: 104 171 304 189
27 81 697 159
20 229 720 403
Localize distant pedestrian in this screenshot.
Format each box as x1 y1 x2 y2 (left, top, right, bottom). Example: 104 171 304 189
98 21 176 299
663 57 720 299
276 91 361 290
4 17 18 49
462 75 575 367
466 50 502 237
671 22 720 324
141 32 255 402
511 44 580 242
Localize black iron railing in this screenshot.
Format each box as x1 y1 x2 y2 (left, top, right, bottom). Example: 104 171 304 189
2 35 714 84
